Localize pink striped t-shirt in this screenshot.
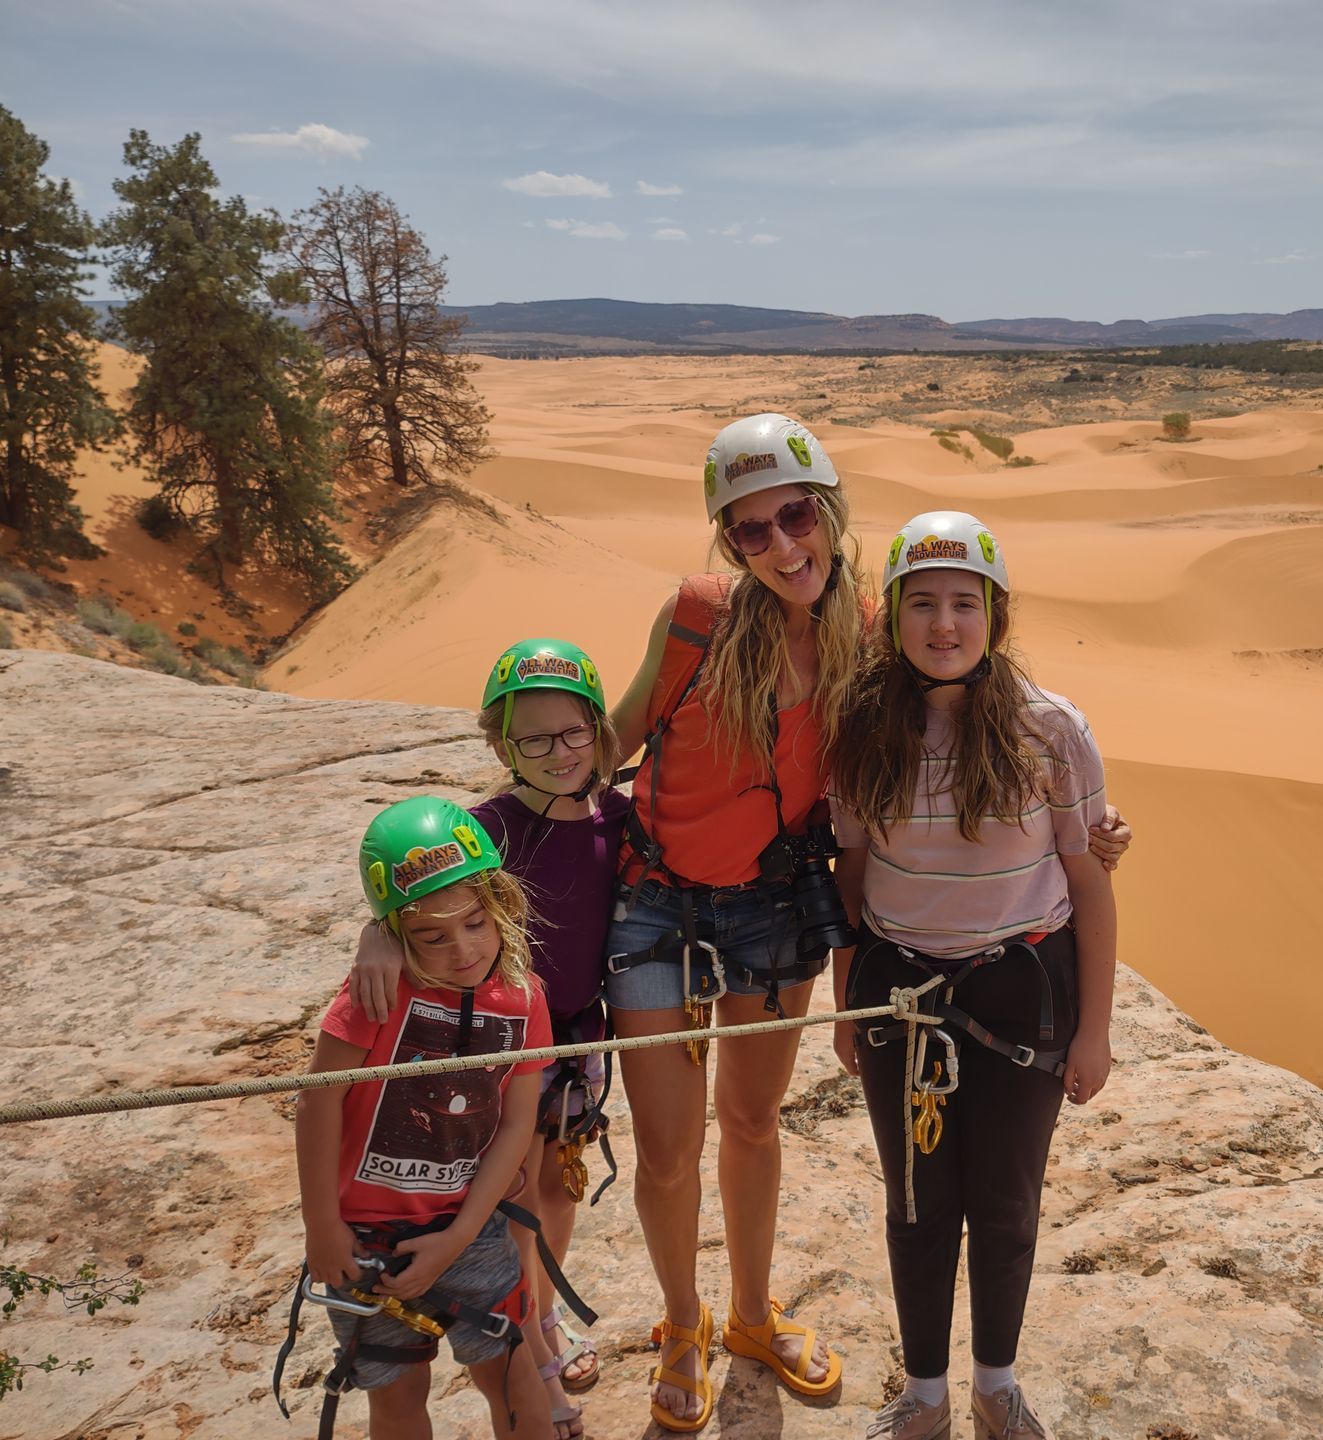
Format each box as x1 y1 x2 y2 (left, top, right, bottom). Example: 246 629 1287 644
830 685 1106 959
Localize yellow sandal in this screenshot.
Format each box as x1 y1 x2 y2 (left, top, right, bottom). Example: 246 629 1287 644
722 1296 842 1397
649 1302 714 1433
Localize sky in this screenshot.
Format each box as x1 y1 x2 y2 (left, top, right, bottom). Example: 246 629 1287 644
4 0 1321 322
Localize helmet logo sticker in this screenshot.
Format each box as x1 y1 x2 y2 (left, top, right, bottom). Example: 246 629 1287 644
704 460 717 496
393 842 466 894
724 451 777 484
515 654 582 684
907 536 969 565
785 435 813 468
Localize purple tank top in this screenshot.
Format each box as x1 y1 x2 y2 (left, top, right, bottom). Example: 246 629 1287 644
470 788 629 1030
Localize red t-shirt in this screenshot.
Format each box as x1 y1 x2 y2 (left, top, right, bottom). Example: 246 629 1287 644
322 971 551 1225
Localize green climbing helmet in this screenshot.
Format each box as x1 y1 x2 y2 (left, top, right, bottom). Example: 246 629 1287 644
359 795 502 922
481 637 605 714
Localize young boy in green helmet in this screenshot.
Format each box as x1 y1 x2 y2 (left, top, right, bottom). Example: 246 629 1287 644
295 796 554 1439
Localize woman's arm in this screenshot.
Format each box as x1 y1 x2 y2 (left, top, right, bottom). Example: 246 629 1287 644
373 1068 542 1302
1059 849 1117 1105
609 592 678 763
348 921 405 1025
831 844 868 1076
295 1031 368 1288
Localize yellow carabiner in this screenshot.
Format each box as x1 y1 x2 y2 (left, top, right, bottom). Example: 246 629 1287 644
911 1059 948 1155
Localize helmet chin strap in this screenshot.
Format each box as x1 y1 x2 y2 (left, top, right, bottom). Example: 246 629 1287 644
510 770 600 807
902 655 992 693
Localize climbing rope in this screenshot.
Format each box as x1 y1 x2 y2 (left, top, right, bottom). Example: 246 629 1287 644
0 1001 949 1128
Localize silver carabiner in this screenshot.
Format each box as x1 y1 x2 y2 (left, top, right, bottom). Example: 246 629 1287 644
682 939 726 1003
918 1028 960 1096
300 1257 385 1316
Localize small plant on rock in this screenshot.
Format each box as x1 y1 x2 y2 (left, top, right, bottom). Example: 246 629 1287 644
1161 411 1192 441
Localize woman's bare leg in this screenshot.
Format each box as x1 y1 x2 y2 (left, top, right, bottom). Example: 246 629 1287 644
613 1004 710 1423
713 981 831 1379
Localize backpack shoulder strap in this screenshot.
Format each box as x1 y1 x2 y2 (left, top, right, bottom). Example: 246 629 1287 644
649 573 731 728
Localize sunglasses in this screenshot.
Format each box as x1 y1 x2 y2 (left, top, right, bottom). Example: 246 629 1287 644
508 722 597 759
722 494 821 557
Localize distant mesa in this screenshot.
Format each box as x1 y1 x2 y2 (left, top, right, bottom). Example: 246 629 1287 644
86 297 1323 357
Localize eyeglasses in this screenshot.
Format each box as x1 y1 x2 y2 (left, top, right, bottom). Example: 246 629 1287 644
722 494 821 557
507 723 597 759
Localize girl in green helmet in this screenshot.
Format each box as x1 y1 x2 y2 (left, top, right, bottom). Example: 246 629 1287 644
296 796 554 1440
352 640 626 1440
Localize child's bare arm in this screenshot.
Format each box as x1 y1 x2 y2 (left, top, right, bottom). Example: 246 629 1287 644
1060 849 1117 1105
295 1031 367 1287
375 1069 542 1301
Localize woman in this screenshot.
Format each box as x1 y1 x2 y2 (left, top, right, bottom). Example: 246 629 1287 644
830 511 1115 1440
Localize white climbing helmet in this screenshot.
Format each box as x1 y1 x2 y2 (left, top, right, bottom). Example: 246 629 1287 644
703 413 839 523
883 512 1009 653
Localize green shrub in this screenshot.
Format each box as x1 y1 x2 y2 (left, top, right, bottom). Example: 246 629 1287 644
136 494 183 541
968 428 1015 461
0 620 13 648
176 620 197 637
1007 454 1039 467
194 635 255 679
124 621 166 652
935 434 974 461
1162 411 1192 440
76 598 135 638
0 566 55 603
140 642 190 677
0 582 26 612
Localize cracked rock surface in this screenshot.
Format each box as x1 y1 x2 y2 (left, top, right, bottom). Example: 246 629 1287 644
1 651 1320 1439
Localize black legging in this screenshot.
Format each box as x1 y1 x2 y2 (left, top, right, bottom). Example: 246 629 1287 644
849 926 1077 1377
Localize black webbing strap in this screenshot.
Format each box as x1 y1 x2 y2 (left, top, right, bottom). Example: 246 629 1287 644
497 1199 598 1327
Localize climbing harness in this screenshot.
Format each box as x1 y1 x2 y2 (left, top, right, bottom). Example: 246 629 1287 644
853 930 1068 1223
535 1000 619 1202
272 1198 596 1437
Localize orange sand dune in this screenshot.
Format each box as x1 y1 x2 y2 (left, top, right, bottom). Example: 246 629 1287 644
269 360 1323 1085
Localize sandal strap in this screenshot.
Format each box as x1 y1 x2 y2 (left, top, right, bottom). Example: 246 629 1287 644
540 1302 566 1333
729 1297 816 1379
652 1315 705 1349
539 1356 564 1381
652 1363 705 1397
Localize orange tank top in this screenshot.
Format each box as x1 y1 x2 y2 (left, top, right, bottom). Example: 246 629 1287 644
621 574 831 888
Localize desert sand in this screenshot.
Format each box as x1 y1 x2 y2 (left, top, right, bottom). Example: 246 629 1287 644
255 354 1323 1088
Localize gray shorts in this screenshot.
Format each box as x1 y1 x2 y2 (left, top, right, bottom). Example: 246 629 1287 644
604 878 820 1010
326 1211 522 1384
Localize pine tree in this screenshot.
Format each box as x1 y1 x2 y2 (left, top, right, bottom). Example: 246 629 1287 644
286 187 489 488
101 131 352 596
0 106 112 565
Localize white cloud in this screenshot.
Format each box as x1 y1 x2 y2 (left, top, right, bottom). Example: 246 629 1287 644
544 218 627 240
749 232 781 246
637 179 684 196
717 223 742 239
1257 248 1310 264
653 227 688 241
1155 248 1212 260
503 171 611 198
231 123 369 159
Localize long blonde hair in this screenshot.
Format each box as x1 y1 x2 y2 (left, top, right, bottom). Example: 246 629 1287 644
393 868 536 997
702 483 870 770
832 583 1061 842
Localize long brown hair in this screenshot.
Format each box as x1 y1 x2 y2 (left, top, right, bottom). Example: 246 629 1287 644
832 582 1061 842
702 483 871 771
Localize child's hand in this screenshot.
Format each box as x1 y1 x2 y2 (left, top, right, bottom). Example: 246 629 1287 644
1062 1029 1112 1106
349 921 405 1023
305 1218 363 1290
833 1020 859 1076
373 1228 465 1302
1087 805 1131 872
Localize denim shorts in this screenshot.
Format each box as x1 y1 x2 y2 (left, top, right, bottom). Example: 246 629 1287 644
326 1211 521 1381
604 878 821 1011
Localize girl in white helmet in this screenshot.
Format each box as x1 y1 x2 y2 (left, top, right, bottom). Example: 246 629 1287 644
605 433 1128 1433
830 512 1117 1440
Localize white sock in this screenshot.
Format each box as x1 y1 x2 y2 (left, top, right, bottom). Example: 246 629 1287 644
904 1372 948 1407
972 1361 1015 1396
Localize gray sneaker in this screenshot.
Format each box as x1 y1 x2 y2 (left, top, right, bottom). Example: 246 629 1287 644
971 1384 1056 1439
865 1391 951 1440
